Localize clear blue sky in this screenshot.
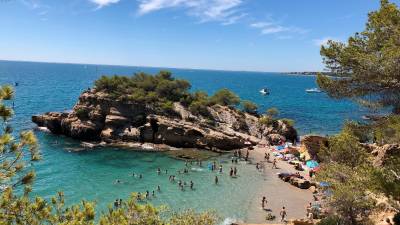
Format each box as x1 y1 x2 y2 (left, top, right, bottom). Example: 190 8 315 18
0 0 398 72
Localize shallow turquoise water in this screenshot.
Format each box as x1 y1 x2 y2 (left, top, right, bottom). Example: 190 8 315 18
0 60 373 222
33 132 265 222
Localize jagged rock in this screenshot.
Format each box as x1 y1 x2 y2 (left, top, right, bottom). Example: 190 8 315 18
32 90 298 151
299 135 328 161
371 144 400 167
267 133 286 145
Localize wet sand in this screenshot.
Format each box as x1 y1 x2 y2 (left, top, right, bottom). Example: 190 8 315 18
244 145 313 224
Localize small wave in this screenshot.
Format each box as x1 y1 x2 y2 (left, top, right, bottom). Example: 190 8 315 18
191 167 204 172
220 217 241 225
36 126 50 132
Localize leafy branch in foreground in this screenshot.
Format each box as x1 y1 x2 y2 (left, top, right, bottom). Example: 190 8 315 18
317 0 400 114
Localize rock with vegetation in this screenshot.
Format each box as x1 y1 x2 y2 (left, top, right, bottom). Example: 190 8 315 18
32 71 297 151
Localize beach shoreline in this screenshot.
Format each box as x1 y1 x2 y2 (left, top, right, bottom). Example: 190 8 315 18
243 145 313 224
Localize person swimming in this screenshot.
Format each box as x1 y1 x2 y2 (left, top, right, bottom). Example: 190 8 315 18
139 174 143 179
114 179 121 184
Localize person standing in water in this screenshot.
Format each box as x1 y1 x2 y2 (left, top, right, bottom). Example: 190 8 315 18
214 176 218 185
190 181 194 190
233 167 237 176
219 165 223 173
229 167 233 177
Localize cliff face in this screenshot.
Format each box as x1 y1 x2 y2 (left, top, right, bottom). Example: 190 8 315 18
32 90 297 151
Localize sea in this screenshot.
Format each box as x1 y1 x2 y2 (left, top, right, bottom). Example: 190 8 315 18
0 60 372 223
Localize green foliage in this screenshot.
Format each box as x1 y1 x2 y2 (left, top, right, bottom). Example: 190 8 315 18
342 121 373 143
317 0 400 113
188 91 211 117
258 116 273 126
208 88 240 106
76 108 89 120
168 209 218 225
316 215 345 225
160 101 175 114
266 108 279 118
94 71 192 111
281 118 295 127
318 131 369 168
0 86 40 190
316 163 375 225
241 100 258 114
373 115 400 144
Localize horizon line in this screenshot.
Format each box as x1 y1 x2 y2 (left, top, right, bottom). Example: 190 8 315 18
0 59 323 75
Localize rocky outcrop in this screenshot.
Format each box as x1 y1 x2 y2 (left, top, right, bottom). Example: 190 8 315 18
371 144 400 167
32 90 298 151
299 135 328 161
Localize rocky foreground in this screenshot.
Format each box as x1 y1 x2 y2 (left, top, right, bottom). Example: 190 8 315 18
32 89 297 151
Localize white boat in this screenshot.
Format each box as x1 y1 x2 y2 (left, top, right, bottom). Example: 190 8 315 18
305 88 322 93
260 88 270 95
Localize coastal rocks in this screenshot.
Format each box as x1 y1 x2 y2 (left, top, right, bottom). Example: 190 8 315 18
371 144 400 167
32 90 299 151
299 135 328 161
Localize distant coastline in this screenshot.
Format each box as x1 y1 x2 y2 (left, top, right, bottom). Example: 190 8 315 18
283 71 337 76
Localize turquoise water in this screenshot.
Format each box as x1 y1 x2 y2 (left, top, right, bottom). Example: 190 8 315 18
0 60 372 222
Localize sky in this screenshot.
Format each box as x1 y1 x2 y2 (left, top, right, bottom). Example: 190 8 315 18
0 0 398 72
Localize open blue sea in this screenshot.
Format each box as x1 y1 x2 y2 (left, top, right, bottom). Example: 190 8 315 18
0 60 371 222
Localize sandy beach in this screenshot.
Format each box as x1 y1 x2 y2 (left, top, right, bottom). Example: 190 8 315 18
244 145 313 224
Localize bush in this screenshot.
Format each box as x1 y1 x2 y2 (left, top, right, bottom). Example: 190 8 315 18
241 100 258 114
75 108 89 120
317 216 344 225
189 100 210 117
159 101 175 113
281 118 295 126
259 116 274 126
266 107 279 118
209 88 240 106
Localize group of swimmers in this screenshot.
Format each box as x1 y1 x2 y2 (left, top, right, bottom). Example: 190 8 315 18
135 186 161 202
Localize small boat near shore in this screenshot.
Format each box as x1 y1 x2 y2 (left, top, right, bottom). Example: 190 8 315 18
305 88 322 93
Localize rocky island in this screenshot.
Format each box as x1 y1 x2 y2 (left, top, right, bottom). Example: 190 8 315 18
32 71 297 151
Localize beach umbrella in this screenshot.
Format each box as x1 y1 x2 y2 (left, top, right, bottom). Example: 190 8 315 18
306 160 319 169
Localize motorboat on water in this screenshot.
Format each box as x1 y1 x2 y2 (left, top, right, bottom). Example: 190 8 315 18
260 88 270 95
305 88 322 93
